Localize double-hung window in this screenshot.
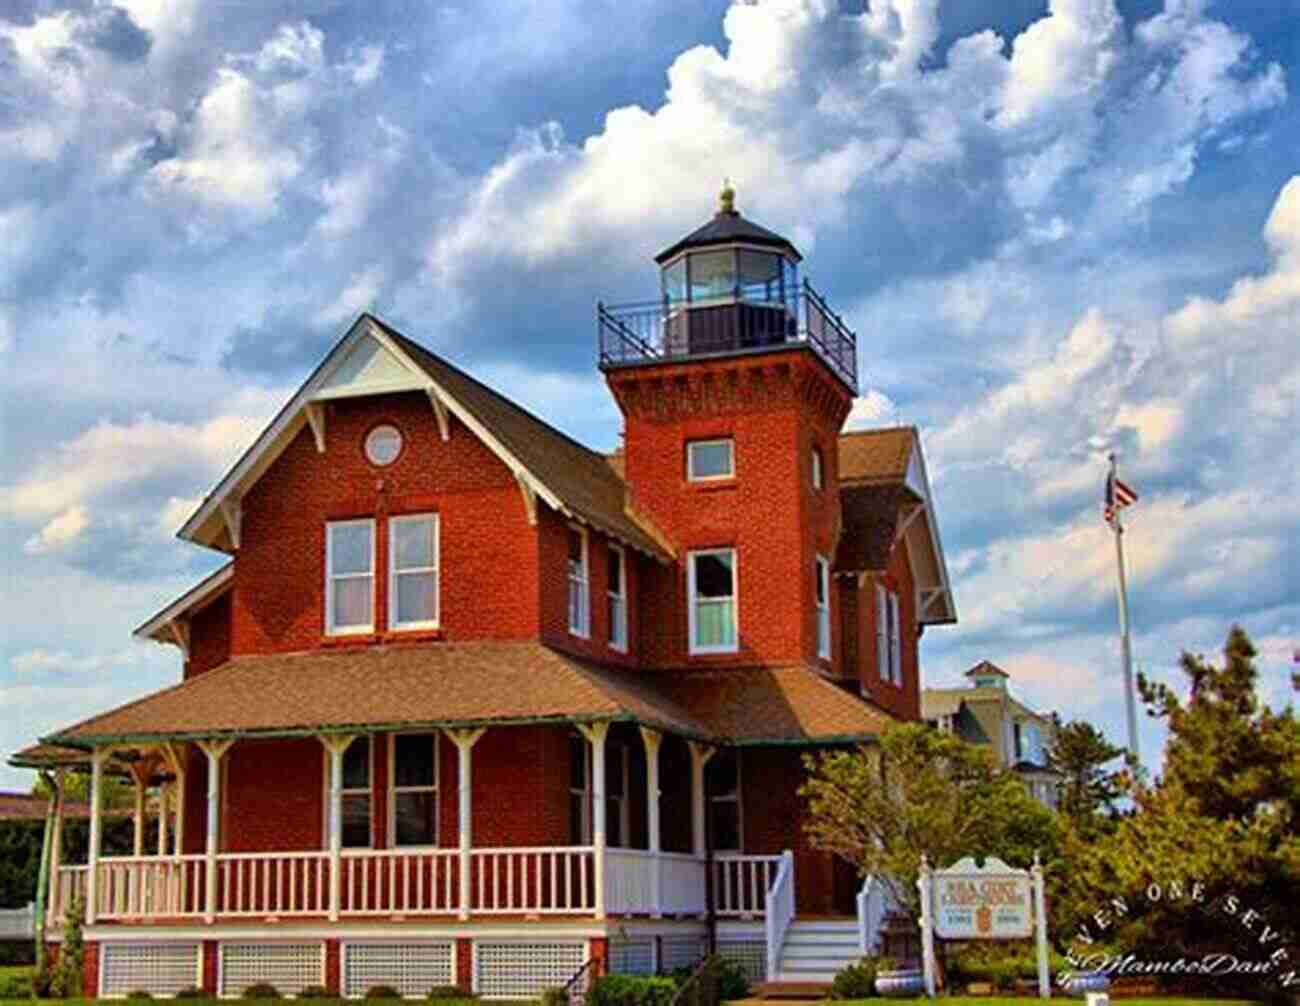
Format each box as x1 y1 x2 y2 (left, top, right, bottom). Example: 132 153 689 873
326 520 375 635
324 736 372 848
707 749 741 852
389 514 439 630
815 556 831 660
391 732 438 846
607 546 627 652
688 549 737 654
568 734 592 844
568 526 590 637
687 439 734 481
875 584 901 685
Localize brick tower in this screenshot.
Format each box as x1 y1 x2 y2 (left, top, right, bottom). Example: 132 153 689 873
598 184 858 670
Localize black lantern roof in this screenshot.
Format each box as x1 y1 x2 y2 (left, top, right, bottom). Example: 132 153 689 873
654 183 802 264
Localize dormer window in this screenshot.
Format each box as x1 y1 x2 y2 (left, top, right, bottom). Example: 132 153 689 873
687 439 734 481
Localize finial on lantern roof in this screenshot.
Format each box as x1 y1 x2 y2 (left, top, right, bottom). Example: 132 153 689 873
719 178 736 215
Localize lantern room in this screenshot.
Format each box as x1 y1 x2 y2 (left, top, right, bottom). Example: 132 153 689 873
597 184 858 391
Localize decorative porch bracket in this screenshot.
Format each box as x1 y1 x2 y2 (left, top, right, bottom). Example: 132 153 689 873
575 721 610 920
157 741 188 860
317 733 359 922
639 727 663 917
196 738 235 923
442 728 486 920
688 741 715 860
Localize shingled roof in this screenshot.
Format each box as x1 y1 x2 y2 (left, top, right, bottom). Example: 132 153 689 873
839 427 915 484
27 644 890 751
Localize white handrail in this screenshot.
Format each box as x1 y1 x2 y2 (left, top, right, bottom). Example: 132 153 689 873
764 850 795 982
857 874 887 955
714 853 782 916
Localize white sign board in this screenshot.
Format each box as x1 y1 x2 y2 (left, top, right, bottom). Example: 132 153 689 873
931 856 1033 939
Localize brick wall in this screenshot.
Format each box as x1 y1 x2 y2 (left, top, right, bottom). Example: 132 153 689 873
856 539 921 721
186 592 231 679
230 391 539 656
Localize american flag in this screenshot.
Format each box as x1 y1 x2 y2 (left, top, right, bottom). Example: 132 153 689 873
1104 471 1138 527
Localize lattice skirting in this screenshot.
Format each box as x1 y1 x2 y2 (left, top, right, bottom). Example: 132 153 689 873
342 942 456 998
716 939 766 983
659 933 706 973
100 943 202 998
218 942 325 997
474 941 586 1000
608 937 655 976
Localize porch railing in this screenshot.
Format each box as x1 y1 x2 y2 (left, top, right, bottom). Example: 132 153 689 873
61 848 786 923
764 851 795 980
713 854 783 917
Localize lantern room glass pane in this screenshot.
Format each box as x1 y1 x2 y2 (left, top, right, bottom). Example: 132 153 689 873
782 256 798 301
663 257 687 304
688 250 735 301
737 250 781 303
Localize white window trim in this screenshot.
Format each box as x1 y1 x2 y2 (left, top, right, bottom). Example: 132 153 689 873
567 524 590 638
812 447 823 490
876 582 903 686
326 518 375 636
607 544 627 653
687 547 739 656
322 736 374 850
388 513 440 631
815 555 831 661
888 589 902 686
388 731 440 848
686 438 735 482
708 749 743 854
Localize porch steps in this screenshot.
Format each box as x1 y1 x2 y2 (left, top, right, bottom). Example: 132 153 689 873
764 918 861 990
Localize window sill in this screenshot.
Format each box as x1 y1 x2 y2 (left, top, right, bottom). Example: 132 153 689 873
687 479 738 493
321 629 446 647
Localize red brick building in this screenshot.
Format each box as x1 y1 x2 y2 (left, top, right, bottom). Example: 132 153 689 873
11 191 954 999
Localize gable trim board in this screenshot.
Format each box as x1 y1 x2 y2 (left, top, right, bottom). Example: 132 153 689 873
134 562 234 647
178 315 669 563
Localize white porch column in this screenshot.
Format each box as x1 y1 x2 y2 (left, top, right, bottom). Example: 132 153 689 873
688 741 715 859
49 769 66 918
156 783 169 857
639 727 663 918
130 765 147 857
317 734 358 923
196 738 234 924
576 721 609 920
443 728 486 921
85 748 110 924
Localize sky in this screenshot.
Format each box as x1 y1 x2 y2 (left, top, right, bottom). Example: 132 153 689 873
1 0 1298 790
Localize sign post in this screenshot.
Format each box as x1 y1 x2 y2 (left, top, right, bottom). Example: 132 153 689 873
926 854 1051 1000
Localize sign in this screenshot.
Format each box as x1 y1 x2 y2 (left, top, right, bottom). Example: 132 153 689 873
918 854 1050 1000
930 856 1033 939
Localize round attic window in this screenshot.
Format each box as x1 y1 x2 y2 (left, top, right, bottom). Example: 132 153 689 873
364 425 403 466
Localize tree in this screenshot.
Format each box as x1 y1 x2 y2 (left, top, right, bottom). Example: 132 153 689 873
1047 720 1124 837
800 722 1060 921
31 771 136 810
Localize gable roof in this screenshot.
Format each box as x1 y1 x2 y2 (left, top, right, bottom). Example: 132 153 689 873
177 314 671 562
28 643 891 751
965 660 1010 680
835 426 956 624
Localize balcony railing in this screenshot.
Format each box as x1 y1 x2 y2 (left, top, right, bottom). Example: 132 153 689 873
598 280 857 391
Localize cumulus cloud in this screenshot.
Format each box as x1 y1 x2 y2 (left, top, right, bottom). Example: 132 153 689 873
23 505 89 555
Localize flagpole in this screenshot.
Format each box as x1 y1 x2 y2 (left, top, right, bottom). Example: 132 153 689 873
1109 453 1140 763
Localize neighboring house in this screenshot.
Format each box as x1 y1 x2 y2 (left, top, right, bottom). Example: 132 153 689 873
10 190 954 998
0 791 95 821
922 662 1060 808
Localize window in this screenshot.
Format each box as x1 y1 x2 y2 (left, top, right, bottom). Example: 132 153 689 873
364 425 403 466
324 736 372 849
389 514 439 630
815 556 831 660
875 584 901 685
607 546 627 652
688 549 737 654
811 447 823 490
707 749 741 853
569 734 591 844
1013 722 1023 761
567 526 589 637
326 520 374 634
390 733 438 846
687 439 734 481
606 744 629 848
